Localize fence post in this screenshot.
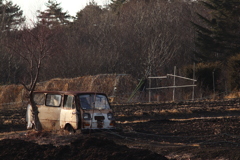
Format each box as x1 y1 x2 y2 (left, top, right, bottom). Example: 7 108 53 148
192 63 195 101
149 77 151 103
173 66 176 101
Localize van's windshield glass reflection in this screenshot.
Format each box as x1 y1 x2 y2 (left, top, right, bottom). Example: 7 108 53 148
79 94 110 110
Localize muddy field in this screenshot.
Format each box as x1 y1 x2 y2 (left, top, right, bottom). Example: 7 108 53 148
1 101 240 160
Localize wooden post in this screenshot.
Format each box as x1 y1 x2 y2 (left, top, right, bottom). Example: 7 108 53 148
173 66 176 102
149 76 151 103
192 63 195 101
212 71 215 99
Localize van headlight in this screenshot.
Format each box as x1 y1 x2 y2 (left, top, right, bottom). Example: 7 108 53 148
83 113 91 120
107 113 114 120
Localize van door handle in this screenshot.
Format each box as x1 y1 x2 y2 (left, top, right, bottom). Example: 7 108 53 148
72 111 79 115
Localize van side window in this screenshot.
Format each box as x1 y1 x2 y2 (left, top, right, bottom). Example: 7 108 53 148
46 94 61 107
63 95 75 109
33 93 45 105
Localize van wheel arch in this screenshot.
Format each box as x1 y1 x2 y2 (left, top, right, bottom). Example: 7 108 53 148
64 123 75 134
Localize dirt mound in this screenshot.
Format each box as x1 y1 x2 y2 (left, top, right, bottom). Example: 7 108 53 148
0 137 168 160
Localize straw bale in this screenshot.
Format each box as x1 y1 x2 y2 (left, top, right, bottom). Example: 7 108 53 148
67 76 95 91
37 74 137 98
41 78 70 91
40 74 138 101
0 84 25 105
89 74 117 95
0 74 138 105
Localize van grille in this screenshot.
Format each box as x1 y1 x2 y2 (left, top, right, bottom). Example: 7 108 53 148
94 116 105 121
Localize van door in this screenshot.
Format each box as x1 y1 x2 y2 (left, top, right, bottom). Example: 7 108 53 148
38 94 62 130
60 95 78 130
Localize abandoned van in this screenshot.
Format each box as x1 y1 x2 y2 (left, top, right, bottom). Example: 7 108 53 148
26 91 115 132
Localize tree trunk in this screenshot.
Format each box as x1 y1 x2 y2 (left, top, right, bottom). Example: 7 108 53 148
29 91 42 131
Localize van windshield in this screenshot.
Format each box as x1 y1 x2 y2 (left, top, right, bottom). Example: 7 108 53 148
79 94 110 110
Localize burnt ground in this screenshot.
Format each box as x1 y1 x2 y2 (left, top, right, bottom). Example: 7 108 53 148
1 105 240 160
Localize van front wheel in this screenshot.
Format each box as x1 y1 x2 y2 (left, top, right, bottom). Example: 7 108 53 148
65 124 75 134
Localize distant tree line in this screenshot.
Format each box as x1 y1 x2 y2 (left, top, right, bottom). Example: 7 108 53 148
1 0 240 100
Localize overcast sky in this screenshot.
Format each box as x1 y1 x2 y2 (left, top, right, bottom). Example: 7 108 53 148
11 0 110 22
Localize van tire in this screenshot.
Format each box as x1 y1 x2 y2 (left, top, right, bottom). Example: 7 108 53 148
32 124 35 130
65 124 75 134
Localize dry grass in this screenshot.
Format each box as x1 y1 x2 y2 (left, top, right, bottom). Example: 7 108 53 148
224 92 240 99
160 108 193 115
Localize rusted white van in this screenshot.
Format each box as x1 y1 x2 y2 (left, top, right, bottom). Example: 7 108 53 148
26 91 115 133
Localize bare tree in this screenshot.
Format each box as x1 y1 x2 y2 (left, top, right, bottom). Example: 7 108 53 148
9 25 61 130
114 1 180 77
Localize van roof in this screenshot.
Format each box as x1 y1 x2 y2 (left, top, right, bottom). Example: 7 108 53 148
33 91 106 95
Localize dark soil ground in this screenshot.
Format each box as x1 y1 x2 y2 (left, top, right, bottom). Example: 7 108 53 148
1 104 240 160
0 135 167 160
